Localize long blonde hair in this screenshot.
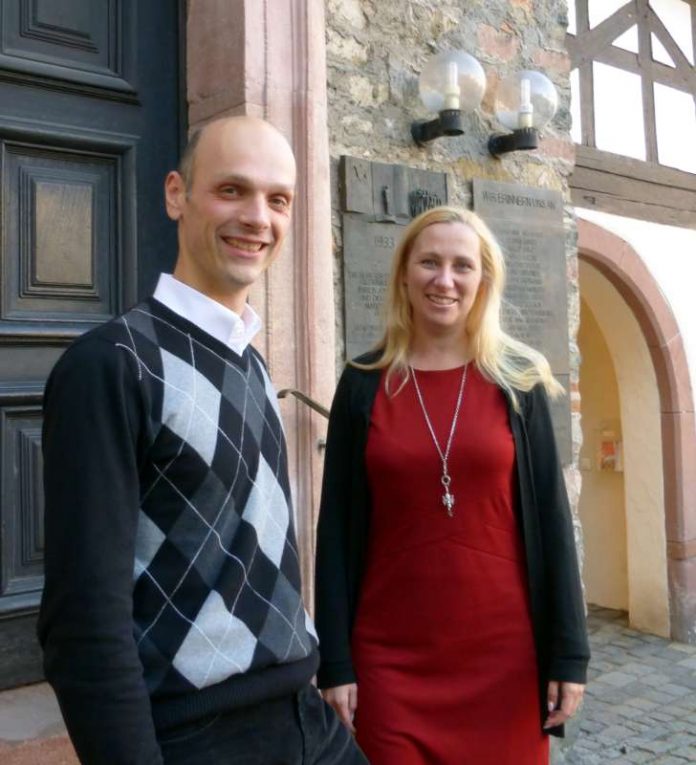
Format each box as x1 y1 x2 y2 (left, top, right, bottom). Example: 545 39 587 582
352 206 563 409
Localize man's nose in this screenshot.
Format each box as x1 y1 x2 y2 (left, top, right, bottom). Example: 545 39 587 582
238 194 270 228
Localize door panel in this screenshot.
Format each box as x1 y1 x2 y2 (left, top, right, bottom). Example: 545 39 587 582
0 0 136 94
1 404 44 607
2 134 125 325
0 0 183 688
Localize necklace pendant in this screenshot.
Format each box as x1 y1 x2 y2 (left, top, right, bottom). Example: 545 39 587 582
441 472 455 517
441 489 455 517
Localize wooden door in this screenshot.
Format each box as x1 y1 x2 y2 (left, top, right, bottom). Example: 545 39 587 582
0 0 183 688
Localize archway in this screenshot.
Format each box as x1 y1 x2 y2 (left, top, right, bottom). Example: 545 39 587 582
578 219 696 642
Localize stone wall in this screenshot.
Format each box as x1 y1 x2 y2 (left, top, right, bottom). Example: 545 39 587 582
325 2 583 755
326 0 582 498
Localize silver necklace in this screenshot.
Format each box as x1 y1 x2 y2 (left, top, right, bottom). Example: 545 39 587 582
410 364 468 517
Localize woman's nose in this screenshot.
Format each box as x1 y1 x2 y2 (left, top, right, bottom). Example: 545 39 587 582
433 266 454 287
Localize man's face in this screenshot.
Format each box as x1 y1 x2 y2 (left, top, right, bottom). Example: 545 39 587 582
165 118 296 312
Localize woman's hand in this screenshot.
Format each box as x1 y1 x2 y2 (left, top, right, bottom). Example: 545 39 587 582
322 683 358 734
544 680 585 729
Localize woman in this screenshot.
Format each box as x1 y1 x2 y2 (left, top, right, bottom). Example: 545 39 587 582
314 206 589 764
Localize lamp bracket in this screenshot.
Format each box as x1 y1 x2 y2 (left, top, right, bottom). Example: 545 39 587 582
411 109 464 145
488 127 539 156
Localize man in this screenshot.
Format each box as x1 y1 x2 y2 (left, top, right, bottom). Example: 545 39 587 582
38 117 367 764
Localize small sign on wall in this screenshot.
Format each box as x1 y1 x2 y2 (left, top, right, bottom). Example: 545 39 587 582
599 429 623 472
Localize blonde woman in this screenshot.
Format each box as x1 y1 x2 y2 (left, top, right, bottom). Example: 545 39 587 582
314 207 589 764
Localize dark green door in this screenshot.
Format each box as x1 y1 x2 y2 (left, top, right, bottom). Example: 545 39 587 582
0 0 184 687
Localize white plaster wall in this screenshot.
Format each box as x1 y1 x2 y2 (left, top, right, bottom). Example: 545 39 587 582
580 261 670 637
577 299 629 610
576 208 696 398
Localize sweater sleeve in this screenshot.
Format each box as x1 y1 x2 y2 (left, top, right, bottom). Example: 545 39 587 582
315 368 358 689
37 336 163 764
525 384 590 684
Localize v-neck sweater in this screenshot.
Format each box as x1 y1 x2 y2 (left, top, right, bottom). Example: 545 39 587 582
39 298 318 764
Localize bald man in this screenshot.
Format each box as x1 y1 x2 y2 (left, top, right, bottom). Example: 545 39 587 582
38 118 368 764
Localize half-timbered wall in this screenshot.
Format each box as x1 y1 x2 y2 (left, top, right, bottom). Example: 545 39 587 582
567 0 696 226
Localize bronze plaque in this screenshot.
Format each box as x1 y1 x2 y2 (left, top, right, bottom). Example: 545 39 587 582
343 215 405 360
473 179 572 462
341 156 448 361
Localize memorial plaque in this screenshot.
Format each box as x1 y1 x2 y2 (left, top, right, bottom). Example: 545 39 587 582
473 179 572 462
341 156 448 360
343 215 406 360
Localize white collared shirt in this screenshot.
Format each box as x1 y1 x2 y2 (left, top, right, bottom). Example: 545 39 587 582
153 273 262 355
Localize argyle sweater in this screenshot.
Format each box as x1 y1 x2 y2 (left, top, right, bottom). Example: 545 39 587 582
38 298 318 765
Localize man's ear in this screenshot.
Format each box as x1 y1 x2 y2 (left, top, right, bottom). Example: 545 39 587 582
164 171 186 221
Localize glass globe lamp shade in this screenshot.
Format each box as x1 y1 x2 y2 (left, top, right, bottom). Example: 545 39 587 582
493 70 558 131
418 51 486 114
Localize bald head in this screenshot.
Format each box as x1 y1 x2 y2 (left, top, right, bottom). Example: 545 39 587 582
164 114 297 312
178 116 295 191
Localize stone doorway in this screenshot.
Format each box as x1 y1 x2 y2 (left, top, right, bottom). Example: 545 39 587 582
578 218 696 643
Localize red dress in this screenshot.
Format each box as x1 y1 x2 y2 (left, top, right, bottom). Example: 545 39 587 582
352 365 549 765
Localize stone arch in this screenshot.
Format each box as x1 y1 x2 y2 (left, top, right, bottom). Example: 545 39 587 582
578 218 696 642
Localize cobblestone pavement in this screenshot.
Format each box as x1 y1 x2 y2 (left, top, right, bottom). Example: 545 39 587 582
554 606 696 764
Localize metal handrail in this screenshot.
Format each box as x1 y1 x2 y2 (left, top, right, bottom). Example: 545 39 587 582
277 388 330 419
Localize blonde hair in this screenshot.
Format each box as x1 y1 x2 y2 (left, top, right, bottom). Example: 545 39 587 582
352 205 563 409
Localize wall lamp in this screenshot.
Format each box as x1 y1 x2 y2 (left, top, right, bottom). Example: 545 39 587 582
411 52 558 157
488 70 558 157
411 51 486 145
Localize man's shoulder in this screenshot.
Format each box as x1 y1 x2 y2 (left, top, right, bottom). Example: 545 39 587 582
51 299 163 379
248 344 268 372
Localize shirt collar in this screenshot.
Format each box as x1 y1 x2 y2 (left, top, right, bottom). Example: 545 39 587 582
153 273 261 354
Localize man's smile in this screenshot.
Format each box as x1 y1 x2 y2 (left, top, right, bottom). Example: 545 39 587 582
220 236 268 253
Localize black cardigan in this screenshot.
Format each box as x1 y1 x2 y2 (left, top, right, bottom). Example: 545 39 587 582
314 356 590 735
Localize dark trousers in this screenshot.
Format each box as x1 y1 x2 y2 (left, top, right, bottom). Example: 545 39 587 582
158 685 369 764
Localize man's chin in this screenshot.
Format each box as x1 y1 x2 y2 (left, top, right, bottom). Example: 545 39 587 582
222 267 264 290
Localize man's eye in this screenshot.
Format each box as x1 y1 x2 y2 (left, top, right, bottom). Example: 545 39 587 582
271 197 290 208
220 186 239 195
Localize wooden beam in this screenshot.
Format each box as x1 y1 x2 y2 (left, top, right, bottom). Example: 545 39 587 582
591 45 695 92
571 186 696 228
576 0 589 35
572 166 696 212
647 5 696 92
637 0 658 162
579 61 595 147
571 146 696 229
567 2 637 66
575 145 696 191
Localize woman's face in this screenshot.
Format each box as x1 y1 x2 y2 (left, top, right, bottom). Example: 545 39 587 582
404 221 484 337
